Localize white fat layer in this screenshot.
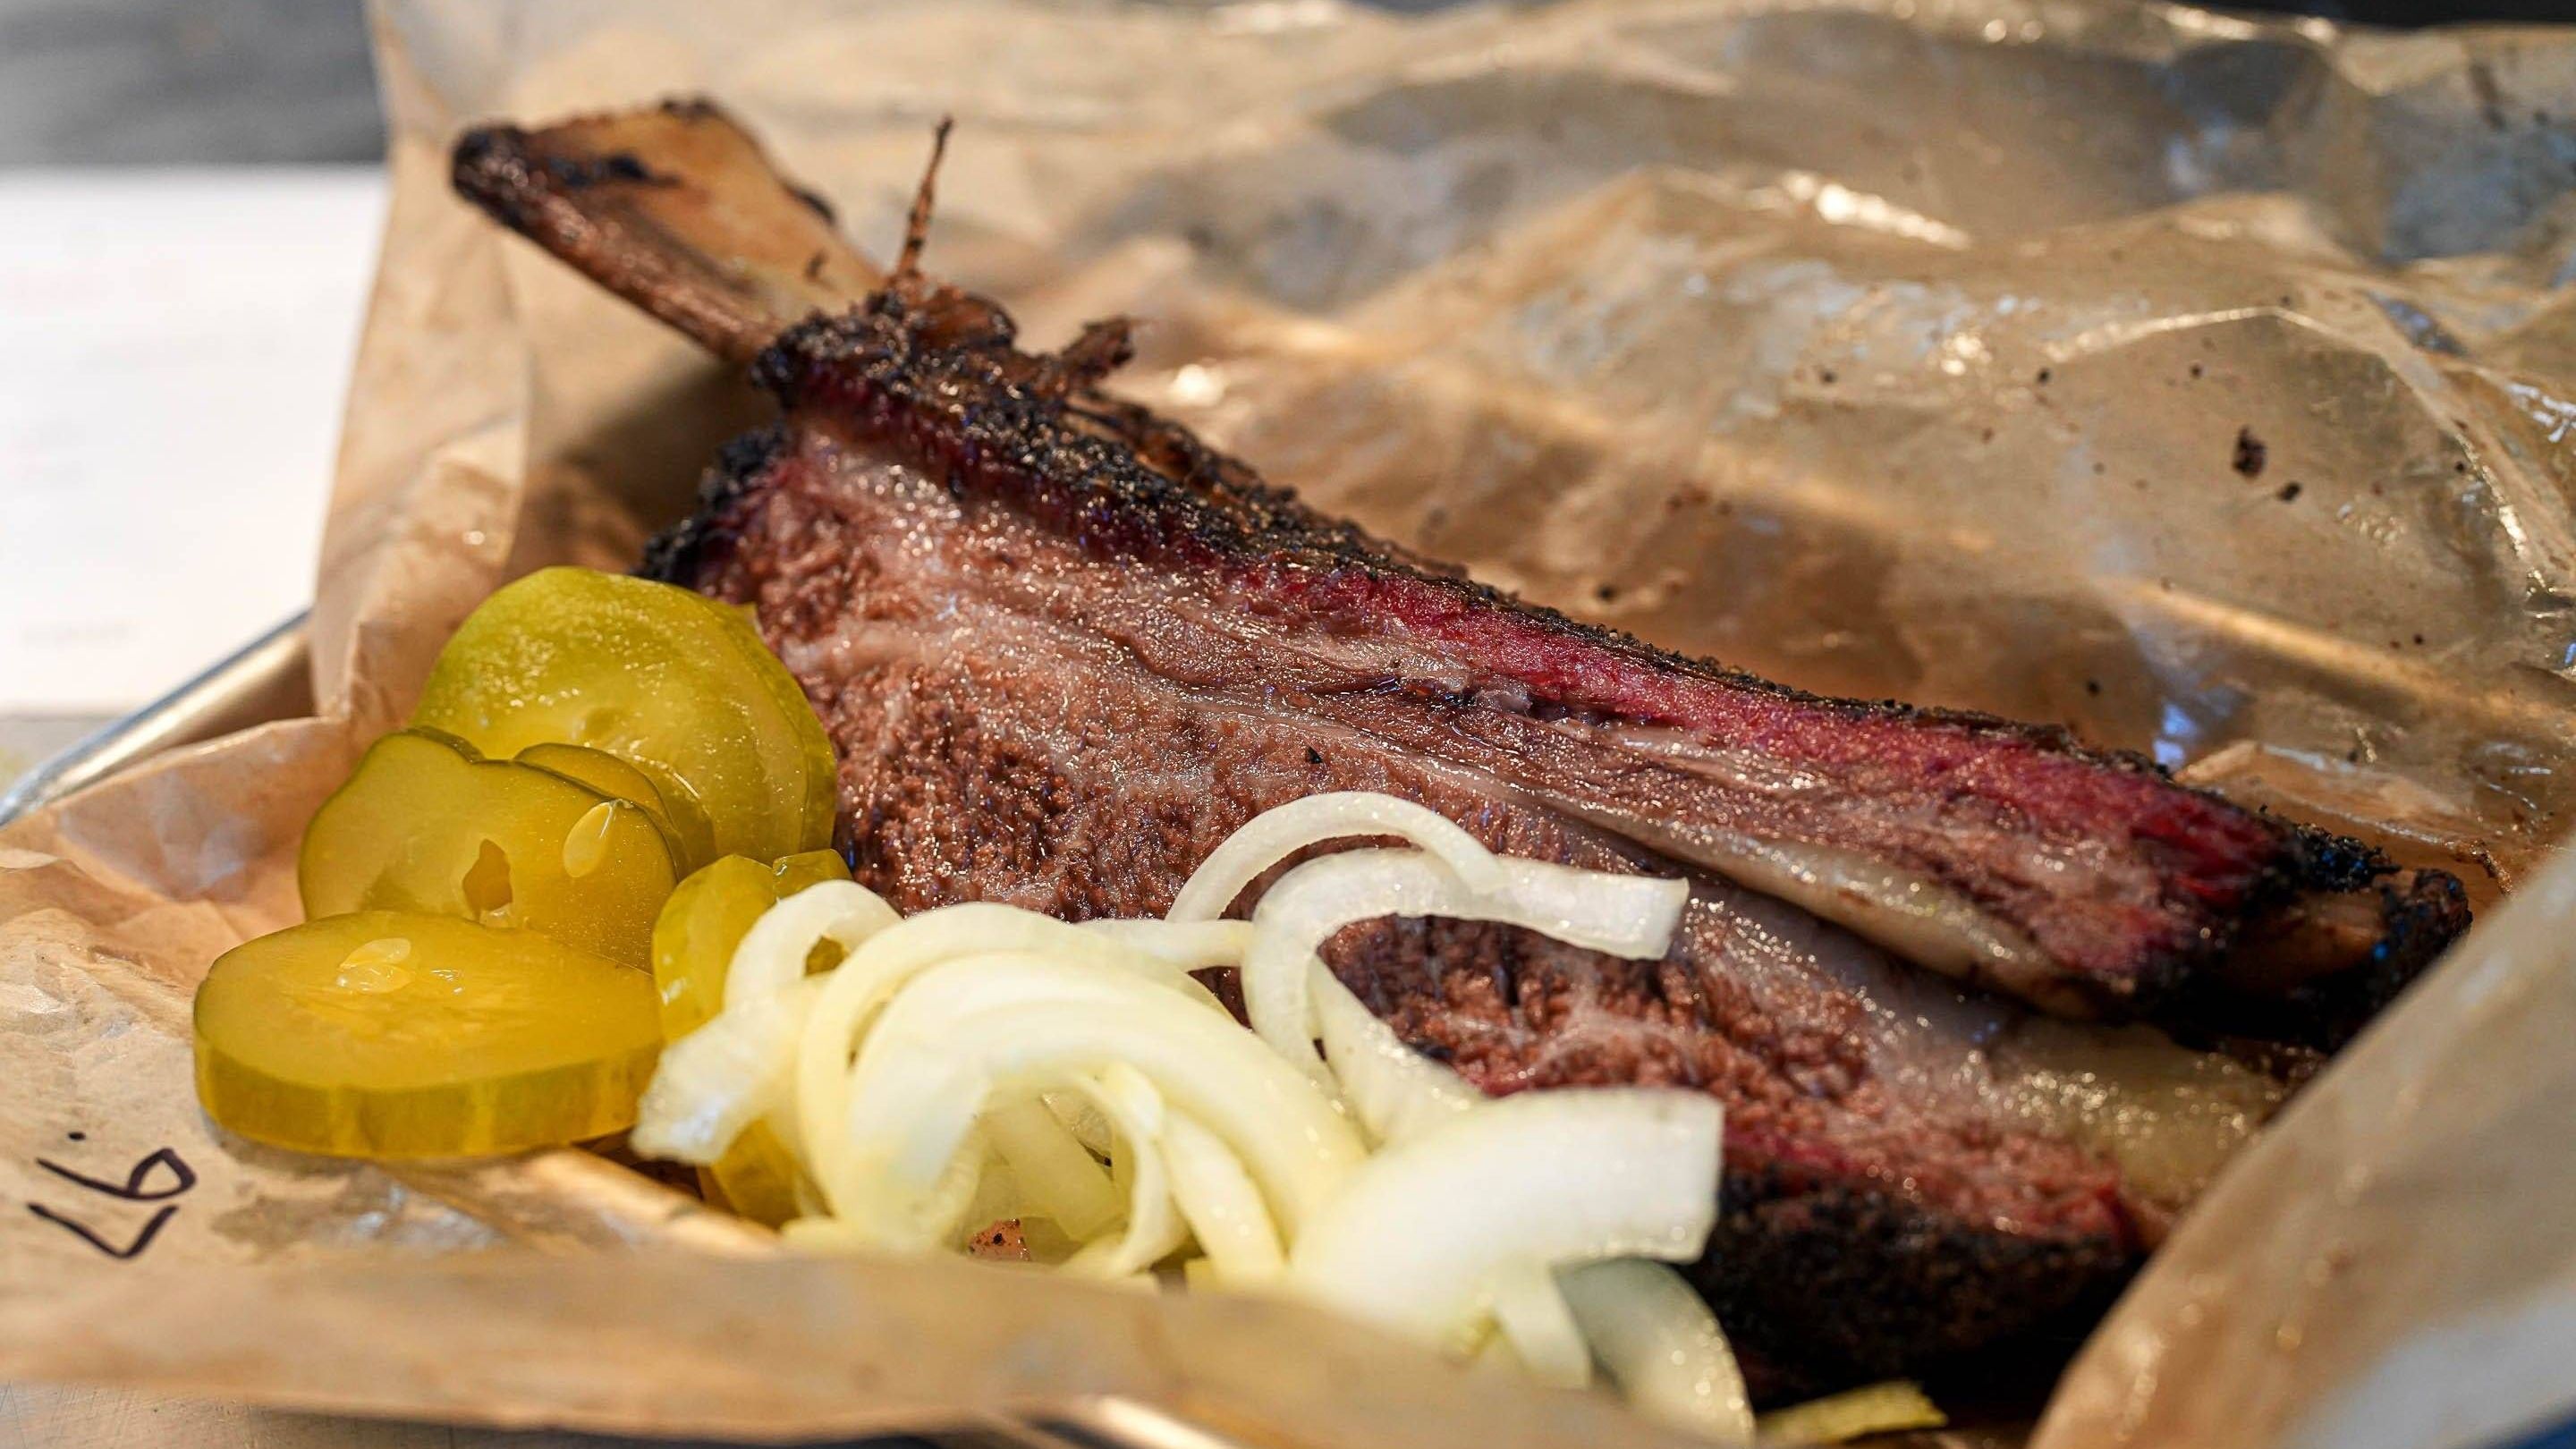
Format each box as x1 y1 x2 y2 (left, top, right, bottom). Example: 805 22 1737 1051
1543 788 2090 1015
1720 878 2281 1209
1395 883 2280 1213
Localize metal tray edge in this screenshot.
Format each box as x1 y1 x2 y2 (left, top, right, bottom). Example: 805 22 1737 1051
0 611 314 828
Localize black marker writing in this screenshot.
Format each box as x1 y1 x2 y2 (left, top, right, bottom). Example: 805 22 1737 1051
35 1147 196 1202
27 1202 177 1260
26 1145 194 1261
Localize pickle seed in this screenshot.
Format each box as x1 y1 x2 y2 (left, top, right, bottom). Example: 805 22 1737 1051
562 801 620 879
335 937 416 994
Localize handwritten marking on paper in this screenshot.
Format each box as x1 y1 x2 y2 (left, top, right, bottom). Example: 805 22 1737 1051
25 1140 196 1261
35 1146 196 1201
27 1202 178 1260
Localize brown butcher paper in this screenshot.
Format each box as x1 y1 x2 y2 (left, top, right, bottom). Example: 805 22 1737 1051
3 0 2573 1445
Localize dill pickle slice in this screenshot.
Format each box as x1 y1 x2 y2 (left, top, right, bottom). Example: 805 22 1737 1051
688 593 841 835
193 911 661 1158
650 850 849 1224
411 568 836 863
651 850 851 1038
301 728 678 967
514 741 713 872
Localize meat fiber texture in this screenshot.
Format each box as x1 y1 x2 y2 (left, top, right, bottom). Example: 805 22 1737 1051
0 2 2569 1448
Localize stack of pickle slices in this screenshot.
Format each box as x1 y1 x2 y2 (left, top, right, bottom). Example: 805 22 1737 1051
193 568 849 1217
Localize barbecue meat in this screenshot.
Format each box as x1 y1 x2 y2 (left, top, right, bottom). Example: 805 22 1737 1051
453 102 2471 1398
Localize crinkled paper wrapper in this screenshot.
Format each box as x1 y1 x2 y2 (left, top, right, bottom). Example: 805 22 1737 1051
4 0 2574 1445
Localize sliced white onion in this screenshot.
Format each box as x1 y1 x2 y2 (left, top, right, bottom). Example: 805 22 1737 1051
805 952 1203 1229
1080 918 1256 970
793 907 1208 1174
1165 792 1507 923
1560 1259 1753 1445
1287 1088 1722 1350
913 1119 996 1246
1490 1261 1594 1390
984 1096 1122 1240
1487 856 1694 958
1243 849 1690 1073
633 790 1746 1435
1058 1064 1187 1278
635 879 901 1165
782 1124 990 1254
1163 1110 1285 1285
949 1154 1026 1250
1310 964 1478 1147
825 959 1365 1241
722 879 901 1007
1043 1089 1116 1156
631 975 826 1165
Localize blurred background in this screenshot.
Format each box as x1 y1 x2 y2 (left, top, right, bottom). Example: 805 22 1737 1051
0 0 2567 173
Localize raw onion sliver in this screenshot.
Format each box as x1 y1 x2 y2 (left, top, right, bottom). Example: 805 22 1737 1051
1490 1261 1593 1389
1042 1089 1115 1155
1310 964 1478 1147
723 880 901 1007
805 953 1206 1227
1243 850 1690 1072
1058 1064 1187 1278
985 1096 1122 1239
948 1153 1027 1250
1081 918 1256 971
1287 1087 1721 1348
632 975 826 1165
1560 1259 1753 1445
781 1124 992 1254
793 907 1209 1176
825 961 1365 1240
636 879 899 1164
1166 792 1507 923
1164 1110 1285 1285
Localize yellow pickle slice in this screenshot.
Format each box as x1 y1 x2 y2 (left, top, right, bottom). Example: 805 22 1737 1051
193 911 662 1158
650 850 851 1223
652 850 852 1039
300 727 678 967
514 740 715 872
410 568 839 864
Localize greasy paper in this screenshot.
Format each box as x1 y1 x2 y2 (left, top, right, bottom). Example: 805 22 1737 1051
3 0 2573 1445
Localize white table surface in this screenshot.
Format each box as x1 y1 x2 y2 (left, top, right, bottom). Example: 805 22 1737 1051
0 167 377 719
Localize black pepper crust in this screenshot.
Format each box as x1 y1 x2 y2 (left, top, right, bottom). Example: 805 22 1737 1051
1688 1166 2135 1403
637 424 789 587
2178 867 2472 1054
